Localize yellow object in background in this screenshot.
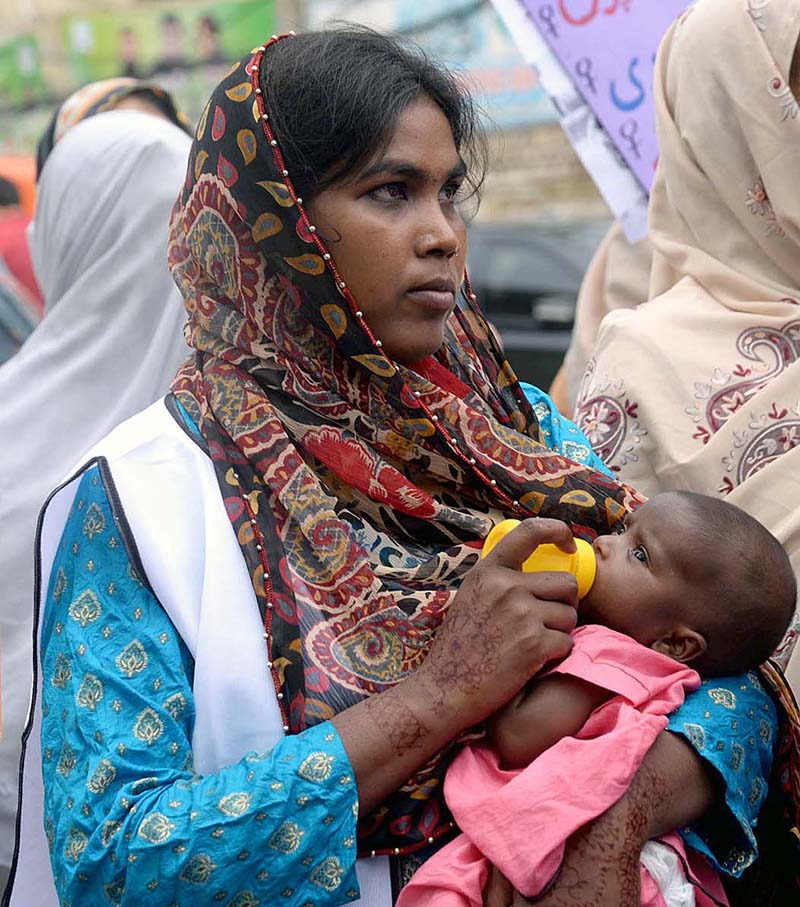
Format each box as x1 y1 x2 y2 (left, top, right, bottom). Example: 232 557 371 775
482 519 597 600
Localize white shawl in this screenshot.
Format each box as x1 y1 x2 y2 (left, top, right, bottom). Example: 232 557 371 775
0 110 191 871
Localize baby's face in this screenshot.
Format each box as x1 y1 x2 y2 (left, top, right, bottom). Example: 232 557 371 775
579 496 696 645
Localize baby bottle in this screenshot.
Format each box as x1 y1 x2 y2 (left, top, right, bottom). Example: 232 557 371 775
482 519 597 600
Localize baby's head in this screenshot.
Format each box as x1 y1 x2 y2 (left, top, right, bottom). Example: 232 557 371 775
579 492 796 676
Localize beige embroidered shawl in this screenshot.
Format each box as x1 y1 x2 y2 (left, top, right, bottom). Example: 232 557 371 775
575 0 800 686
561 222 652 412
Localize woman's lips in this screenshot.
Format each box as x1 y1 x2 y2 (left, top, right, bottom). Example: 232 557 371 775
406 288 456 312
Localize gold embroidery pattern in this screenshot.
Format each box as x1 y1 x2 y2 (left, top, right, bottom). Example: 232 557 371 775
104 877 126 904
683 722 706 750
64 827 89 862
129 776 160 794
127 564 144 588
226 892 259 907
137 812 176 844
56 742 76 779
709 688 737 709
163 693 187 720
115 640 149 678
52 567 67 603
268 820 305 854
133 708 164 746
179 853 217 884
310 856 345 892
75 674 104 711
52 652 72 689
217 792 252 817
297 751 334 783
101 820 122 847
82 502 107 539
68 589 102 627
748 776 764 806
87 759 117 795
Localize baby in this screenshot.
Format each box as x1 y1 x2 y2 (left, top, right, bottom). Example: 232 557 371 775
399 491 796 907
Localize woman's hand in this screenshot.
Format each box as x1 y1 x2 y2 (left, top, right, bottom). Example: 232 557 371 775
334 518 580 815
416 518 580 723
481 730 716 907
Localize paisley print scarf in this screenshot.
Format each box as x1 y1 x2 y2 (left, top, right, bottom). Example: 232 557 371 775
169 35 640 856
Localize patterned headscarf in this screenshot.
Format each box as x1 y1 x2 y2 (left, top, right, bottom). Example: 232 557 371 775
36 77 192 179
169 34 640 856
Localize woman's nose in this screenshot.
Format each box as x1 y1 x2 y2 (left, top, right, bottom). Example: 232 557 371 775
414 201 462 258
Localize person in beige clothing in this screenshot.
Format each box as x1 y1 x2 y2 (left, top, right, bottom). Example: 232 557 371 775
549 222 652 418
574 0 800 689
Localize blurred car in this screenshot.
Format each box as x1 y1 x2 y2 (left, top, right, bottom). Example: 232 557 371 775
467 221 610 390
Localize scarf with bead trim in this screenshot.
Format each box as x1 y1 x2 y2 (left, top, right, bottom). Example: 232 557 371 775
169 34 642 856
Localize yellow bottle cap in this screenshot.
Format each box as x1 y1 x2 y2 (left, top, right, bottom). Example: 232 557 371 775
482 519 597 600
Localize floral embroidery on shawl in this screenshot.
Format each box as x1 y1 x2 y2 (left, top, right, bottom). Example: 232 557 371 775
168 38 638 856
574 361 646 472
767 74 800 122
746 178 786 238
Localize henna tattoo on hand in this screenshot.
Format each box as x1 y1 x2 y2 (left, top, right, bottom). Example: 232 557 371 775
364 686 427 758
425 573 503 698
532 748 668 906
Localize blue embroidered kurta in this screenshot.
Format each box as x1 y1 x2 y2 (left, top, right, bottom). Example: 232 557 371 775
667 673 777 876
41 466 360 907
520 383 614 477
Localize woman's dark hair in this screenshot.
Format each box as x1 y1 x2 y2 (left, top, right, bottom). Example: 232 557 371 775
259 26 488 204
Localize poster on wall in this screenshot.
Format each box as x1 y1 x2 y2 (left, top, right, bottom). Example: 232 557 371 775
311 0 557 130
59 0 276 121
61 1 273 86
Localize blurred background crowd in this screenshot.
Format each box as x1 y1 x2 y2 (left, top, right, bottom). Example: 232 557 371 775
0 0 612 389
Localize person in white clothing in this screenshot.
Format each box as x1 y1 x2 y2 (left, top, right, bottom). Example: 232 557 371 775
0 109 191 891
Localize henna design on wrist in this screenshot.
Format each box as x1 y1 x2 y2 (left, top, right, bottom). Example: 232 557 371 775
365 686 427 758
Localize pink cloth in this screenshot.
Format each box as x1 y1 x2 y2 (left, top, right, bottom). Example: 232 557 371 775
398 626 728 907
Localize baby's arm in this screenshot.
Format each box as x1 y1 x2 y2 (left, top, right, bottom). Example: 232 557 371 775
486 674 612 769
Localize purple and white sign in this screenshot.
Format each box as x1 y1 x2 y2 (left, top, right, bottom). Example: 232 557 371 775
521 0 689 191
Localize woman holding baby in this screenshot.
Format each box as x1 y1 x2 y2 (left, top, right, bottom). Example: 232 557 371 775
5 4 799 906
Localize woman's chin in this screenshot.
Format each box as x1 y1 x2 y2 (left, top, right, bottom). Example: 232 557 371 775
384 327 447 366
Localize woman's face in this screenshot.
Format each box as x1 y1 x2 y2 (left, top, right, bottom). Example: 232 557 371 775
308 97 469 366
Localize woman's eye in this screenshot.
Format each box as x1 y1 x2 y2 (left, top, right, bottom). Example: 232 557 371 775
613 521 627 535
370 183 407 202
630 545 648 564
441 181 465 204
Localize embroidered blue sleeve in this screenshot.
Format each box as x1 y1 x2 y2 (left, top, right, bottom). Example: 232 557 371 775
519 382 614 477
41 465 360 907
667 673 777 877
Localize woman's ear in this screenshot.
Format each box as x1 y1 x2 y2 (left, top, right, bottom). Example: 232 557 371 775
650 627 707 664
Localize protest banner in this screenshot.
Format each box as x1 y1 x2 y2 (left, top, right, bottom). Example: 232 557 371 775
491 0 690 239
